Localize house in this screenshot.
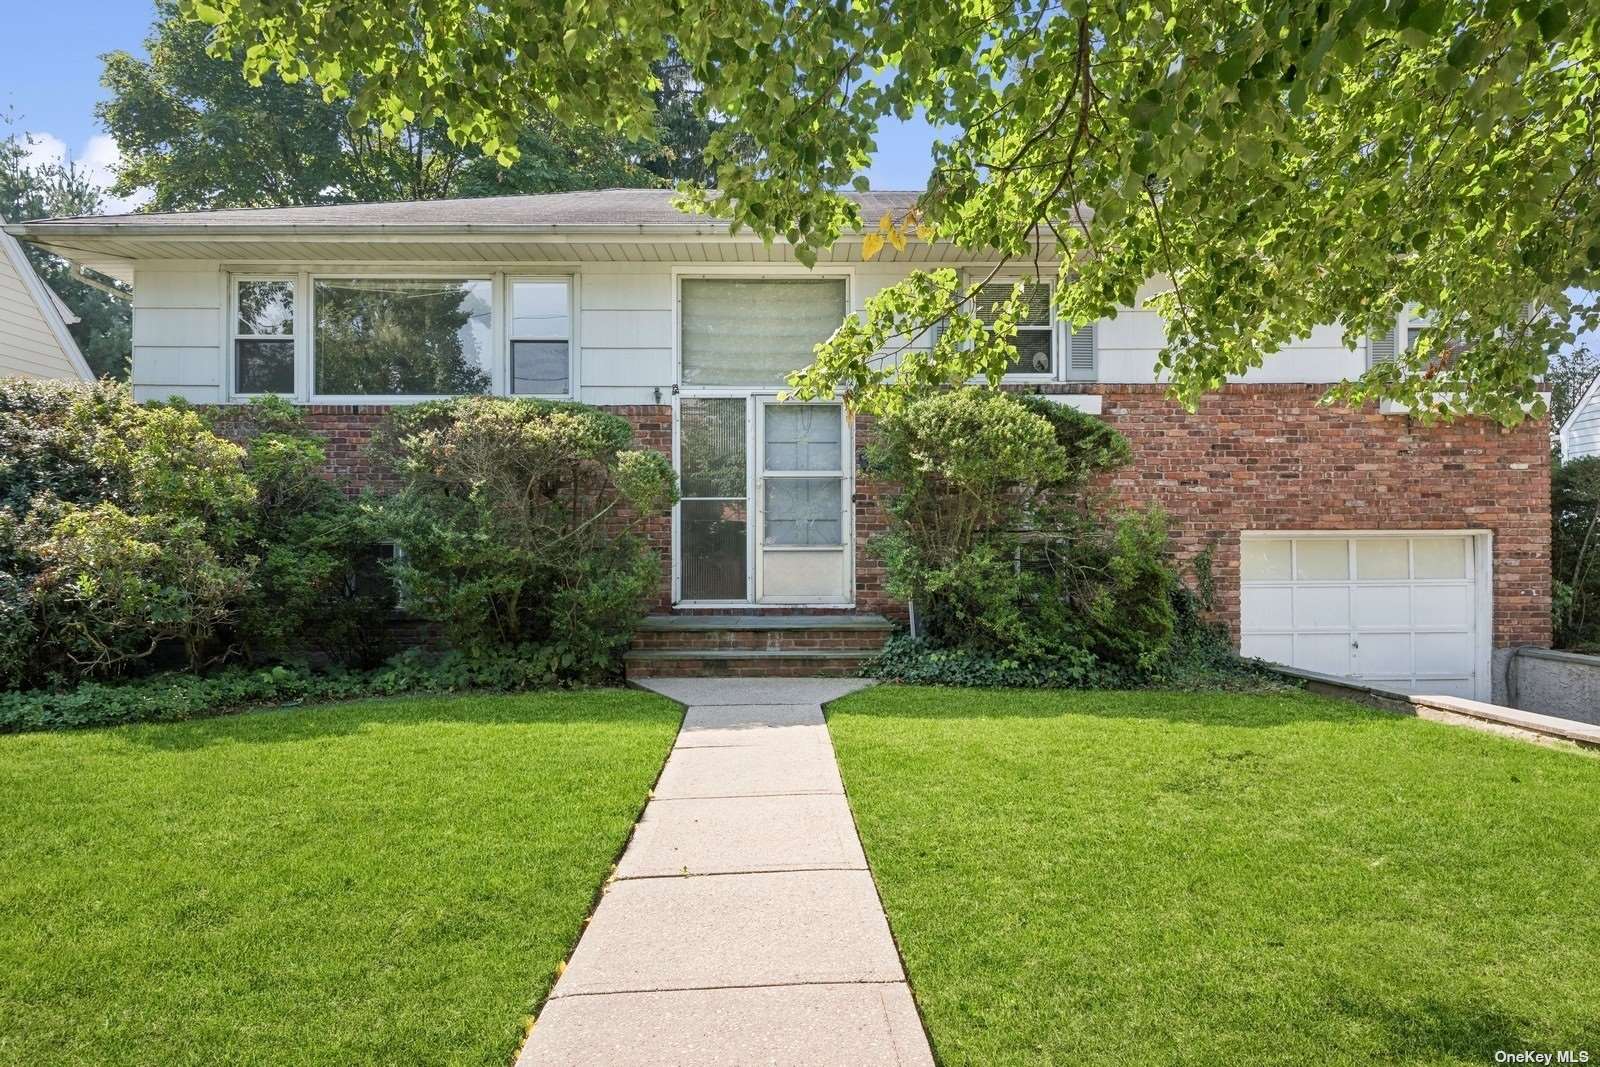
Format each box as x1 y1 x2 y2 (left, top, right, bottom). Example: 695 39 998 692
0 214 92 381
5 189 1550 700
1559 371 1600 460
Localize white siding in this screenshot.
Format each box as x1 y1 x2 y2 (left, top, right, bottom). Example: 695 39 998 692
1565 394 1600 459
0 231 88 380
120 257 1389 402
130 265 223 402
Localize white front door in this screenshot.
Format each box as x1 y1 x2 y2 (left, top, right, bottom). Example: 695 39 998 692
1239 533 1489 699
673 396 852 605
754 399 851 604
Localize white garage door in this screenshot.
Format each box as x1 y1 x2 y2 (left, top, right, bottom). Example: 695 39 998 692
1240 534 1486 700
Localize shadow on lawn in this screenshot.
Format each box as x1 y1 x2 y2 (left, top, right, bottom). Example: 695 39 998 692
1324 986 1589 1062
118 691 681 753
828 685 1406 731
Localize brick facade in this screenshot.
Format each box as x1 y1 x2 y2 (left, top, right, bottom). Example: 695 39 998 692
286 386 1552 650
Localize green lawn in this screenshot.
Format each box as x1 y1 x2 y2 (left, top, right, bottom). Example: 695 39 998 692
828 687 1600 1066
0 690 680 1067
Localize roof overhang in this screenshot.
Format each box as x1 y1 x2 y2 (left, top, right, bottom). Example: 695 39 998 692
3 221 1031 281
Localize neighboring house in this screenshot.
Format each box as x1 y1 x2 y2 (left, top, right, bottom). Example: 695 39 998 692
5 189 1551 700
1559 371 1600 459
0 214 92 381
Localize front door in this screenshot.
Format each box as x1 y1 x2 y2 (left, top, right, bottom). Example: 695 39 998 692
675 396 851 605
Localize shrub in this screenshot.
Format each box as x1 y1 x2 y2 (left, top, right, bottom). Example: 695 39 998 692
373 397 676 680
869 389 1174 671
0 649 569 734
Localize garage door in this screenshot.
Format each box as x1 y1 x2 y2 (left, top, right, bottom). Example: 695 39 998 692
1240 534 1485 699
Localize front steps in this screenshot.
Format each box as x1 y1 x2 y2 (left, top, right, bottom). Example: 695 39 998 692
625 614 895 678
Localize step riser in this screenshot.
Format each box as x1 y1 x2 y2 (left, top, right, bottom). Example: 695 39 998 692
630 630 890 653
627 656 869 679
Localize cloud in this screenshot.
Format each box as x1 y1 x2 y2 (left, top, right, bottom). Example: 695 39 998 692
19 130 150 215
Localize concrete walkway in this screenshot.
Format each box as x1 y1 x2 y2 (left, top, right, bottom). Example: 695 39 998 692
516 678 934 1067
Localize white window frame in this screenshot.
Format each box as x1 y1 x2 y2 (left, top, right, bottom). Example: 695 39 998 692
306 271 500 405
671 265 857 394
505 275 578 400
965 272 1059 382
229 275 299 398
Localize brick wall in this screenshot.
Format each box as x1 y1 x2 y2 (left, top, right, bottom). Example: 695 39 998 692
280 387 1551 648
1045 384 1552 648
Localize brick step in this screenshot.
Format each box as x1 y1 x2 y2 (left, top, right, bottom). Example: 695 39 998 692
629 614 894 654
624 648 877 679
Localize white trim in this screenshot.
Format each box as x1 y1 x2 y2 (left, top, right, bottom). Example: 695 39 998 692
503 274 578 400
0 220 93 381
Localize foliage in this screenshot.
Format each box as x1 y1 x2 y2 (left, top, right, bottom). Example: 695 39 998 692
0 385 389 688
191 1 1597 423
0 650 583 734
98 3 720 210
373 397 677 679
869 389 1174 670
0 121 130 379
865 635 1115 689
1552 455 1600 651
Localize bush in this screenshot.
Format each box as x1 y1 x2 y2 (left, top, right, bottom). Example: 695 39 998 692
868 389 1175 672
0 649 572 734
373 397 676 681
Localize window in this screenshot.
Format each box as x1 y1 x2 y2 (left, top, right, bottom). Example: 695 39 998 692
313 278 492 397
509 280 572 395
974 281 1054 376
233 278 295 394
680 277 848 387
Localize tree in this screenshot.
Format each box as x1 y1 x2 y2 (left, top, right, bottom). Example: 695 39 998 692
99 3 720 210
187 0 1598 423
1549 343 1600 434
1 125 131 379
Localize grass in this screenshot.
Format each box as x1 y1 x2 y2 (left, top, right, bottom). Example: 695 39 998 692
828 687 1600 1066
0 690 680 1067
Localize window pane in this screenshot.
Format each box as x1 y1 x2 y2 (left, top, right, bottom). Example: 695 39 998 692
1413 538 1467 579
1003 330 1054 375
511 340 569 395
235 339 294 394
764 405 842 472
974 282 1050 327
681 499 747 600
1356 538 1409 580
681 278 847 386
511 281 569 339
237 280 294 336
1242 539 1291 581
314 279 491 396
680 398 747 497
764 478 842 546
1294 539 1349 581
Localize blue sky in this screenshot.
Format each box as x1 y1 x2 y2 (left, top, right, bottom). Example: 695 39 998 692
0 0 940 209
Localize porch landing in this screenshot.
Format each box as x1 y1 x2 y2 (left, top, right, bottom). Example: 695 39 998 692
625 614 894 678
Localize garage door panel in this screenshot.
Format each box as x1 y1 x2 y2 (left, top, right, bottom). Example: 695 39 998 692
1414 631 1474 676
1241 633 1294 664
1412 585 1471 628
1294 633 1351 676
1292 586 1351 629
1354 632 1412 675
1413 538 1468 579
1241 586 1293 630
1353 585 1410 628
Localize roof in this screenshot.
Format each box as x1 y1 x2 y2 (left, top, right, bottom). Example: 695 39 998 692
9 188 925 235
0 214 93 381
